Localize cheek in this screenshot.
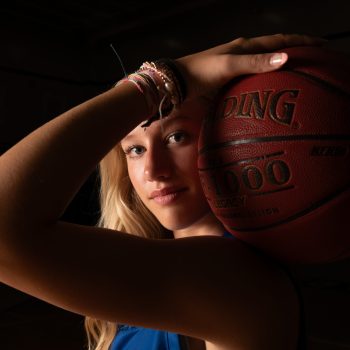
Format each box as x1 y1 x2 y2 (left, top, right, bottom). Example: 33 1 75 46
127 163 145 196
181 148 200 179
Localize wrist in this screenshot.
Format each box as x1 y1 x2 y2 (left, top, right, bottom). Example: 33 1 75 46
114 58 188 127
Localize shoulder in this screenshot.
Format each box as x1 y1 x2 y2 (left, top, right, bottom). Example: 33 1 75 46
156 235 300 348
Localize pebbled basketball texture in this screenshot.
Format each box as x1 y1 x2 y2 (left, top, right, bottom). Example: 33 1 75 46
198 46 350 264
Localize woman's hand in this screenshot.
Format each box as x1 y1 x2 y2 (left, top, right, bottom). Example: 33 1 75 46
175 33 326 100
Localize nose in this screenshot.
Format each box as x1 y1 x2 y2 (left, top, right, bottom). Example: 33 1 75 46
144 147 172 181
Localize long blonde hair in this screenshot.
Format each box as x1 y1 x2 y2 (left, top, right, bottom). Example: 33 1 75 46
84 144 169 350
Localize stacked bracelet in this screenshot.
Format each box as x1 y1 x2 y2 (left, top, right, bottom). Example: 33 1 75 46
114 58 187 127
155 58 187 103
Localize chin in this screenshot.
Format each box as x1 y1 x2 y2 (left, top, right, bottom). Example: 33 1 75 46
158 209 214 232
160 219 191 232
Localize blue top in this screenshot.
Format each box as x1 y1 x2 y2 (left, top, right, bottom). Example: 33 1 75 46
110 232 235 350
110 232 306 350
110 324 183 350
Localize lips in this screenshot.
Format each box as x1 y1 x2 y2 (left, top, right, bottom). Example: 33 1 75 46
150 187 187 205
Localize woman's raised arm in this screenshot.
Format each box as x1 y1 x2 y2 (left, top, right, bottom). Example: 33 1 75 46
0 34 323 230
0 34 323 348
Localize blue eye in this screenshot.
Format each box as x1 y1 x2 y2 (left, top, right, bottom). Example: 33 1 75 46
124 145 145 158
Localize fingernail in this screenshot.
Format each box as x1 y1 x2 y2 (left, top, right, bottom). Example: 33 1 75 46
270 52 288 66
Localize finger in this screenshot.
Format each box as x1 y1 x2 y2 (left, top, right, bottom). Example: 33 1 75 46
260 33 327 49
232 34 326 54
230 52 289 76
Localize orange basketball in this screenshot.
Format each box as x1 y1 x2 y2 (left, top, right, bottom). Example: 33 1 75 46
198 46 350 263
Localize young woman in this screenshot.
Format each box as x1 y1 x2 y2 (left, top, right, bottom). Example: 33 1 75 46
0 34 323 350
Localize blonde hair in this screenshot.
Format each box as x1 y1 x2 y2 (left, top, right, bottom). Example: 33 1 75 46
84 144 168 350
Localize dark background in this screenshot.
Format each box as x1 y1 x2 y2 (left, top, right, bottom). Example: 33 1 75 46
0 1 350 349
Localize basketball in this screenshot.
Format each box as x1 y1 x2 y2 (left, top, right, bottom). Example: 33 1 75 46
198 46 350 264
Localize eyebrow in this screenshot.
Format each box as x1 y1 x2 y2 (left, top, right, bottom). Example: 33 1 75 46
162 114 191 127
121 133 137 144
121 115 193 144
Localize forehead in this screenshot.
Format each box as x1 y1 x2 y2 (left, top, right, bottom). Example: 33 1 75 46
121 99 209 142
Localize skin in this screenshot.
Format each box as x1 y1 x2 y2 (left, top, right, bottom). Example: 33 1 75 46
0 34 324 349
122 101 226 349
121 99 224 239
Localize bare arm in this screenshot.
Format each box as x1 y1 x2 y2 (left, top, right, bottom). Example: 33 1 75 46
0 34 322 233
0 34 322 348
0 84 147 230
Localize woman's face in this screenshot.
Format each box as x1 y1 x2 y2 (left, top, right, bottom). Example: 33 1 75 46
121 100 212 232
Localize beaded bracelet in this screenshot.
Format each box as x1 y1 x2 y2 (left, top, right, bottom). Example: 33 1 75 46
154 58 187 103
115 72 158 117
114 58 187 127
139 61 184 106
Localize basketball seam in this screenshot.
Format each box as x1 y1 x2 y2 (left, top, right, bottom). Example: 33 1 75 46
198 134 350 156
199 68 350 155
285 68 350 98
198 151 285 171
